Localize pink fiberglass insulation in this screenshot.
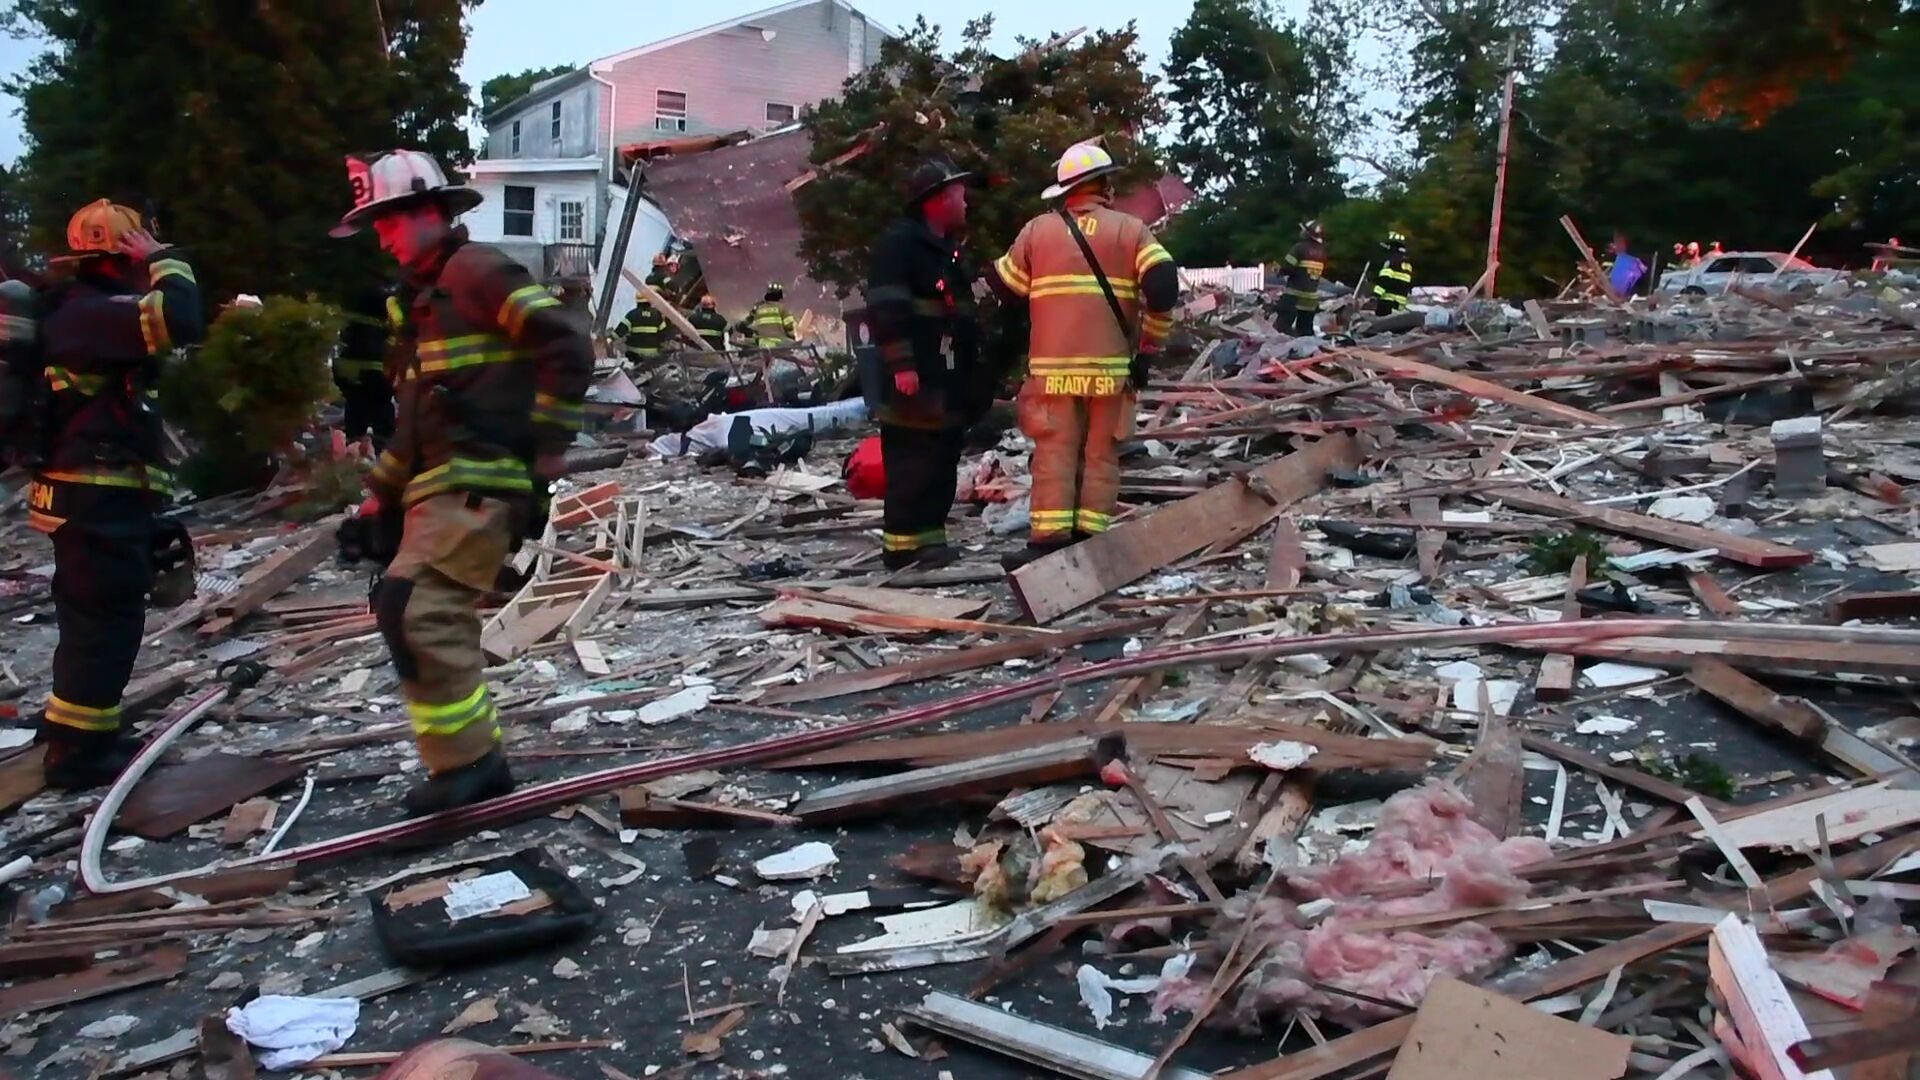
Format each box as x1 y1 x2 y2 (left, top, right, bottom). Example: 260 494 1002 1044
1155 779 1549 1029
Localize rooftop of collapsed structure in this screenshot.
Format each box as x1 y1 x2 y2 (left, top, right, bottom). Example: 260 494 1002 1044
2 263 1920 1080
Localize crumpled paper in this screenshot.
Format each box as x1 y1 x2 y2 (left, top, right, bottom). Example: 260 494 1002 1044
226 994 360 1069
1077 953 1196 1029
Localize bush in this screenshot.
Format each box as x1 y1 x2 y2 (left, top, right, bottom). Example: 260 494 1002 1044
161 296 343 494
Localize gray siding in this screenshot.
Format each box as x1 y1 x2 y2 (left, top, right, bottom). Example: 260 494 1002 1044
484 80 601 160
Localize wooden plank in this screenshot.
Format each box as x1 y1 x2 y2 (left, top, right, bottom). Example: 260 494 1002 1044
199 531 334 637
759 617 1166 705
549 481 622 529
1085 605 1210 725
1536 555 1587 702
778 721 1438 775
0 945 187 1018
0 941 104 979
903 992 1213 1080
219 798 278 847
1553 637 1920 678
1486 486 1812 569
1560 214 1626 304
1687 568 1742 617
1687 659 1825 741
0 745 46 814
1267 516 1305 589
117 753 304 840
1708 782 1920 853
1687 797 1765 890
1346 349 1619 429
792 738 1101 824
1710 914 1837 1080
1011 435 1358 624
1762 832 1920 910
1827 589 1920 622
1452 694 1522 839
1386 978 1630 1080
1218 924 1708 1080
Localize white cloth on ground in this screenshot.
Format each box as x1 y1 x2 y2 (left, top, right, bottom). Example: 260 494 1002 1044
225 994 361 1070
647 399 870 458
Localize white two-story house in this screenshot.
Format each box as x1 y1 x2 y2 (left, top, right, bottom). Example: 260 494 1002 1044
463 0 891 276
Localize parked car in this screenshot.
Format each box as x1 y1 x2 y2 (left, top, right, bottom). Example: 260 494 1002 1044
1656 251 1844 295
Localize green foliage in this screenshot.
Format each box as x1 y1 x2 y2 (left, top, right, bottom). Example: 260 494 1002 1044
479 64 577 121
160 297 343 491
5 0 478 305
1528 529 1611 574
795 17 1166 296
1638 750 1738 801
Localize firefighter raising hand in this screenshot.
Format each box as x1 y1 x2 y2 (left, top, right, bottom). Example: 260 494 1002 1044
114 229 167 262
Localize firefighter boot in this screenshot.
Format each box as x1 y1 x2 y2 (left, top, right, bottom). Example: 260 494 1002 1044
402 747 516 817
37 726 140 791
883 544 960 572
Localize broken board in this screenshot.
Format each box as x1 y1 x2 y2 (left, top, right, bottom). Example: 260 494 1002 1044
1011 434 1359 624
1705 781 1920 853
0 945 188 1019
792 738 1102 824
1487 486 1812 569
116 753 305 840
1386 977 1630 1080
1347 349 1620 429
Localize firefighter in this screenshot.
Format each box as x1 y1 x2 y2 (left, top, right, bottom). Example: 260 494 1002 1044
334 284 396 450
741 283 798 348
29 200 205 789
1276 220 1327 336
867 155 981 570
1372 231 1413 316
332 150 592 815
613 292 667 368
989 141 1177 570
689 294 729 351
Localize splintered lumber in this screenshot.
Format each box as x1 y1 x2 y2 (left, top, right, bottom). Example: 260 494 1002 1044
550 481 622 529
1346 349 1619 429
1011 434 1359 624
776 721 1437 774
1687 659 1824 741
199 530 335 636
792 738 1103 824
1706 781 1920 853
761 586 1004 637
1386 978 1631 1080
1710 914 1836 1080
117 752 304 840
903 992 1213 1080
1216 923 1709 1080
1487 487 1811 569
1547 636 1920 679
1535 555 1587 701
1561 214 1625 304
622 269 714 352
1827 589 1920 622
758 616 1167 705
0 945 187 1018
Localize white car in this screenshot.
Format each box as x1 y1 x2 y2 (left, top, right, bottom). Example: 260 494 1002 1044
1657 251 1843 295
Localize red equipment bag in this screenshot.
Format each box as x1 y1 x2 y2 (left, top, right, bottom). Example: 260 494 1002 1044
843 434 885 500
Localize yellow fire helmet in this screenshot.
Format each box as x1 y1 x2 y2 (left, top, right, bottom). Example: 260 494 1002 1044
59 199 146 261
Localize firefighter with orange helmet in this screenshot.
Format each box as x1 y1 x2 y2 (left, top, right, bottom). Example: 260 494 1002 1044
989 141 1178 571
27 200 204 788
333 150 592 815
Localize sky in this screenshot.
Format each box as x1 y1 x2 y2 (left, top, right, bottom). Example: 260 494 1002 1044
0 0 1315 166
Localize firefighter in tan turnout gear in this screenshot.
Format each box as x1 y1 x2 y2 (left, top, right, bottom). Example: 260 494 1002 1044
333 150 593 815
989 142 1178 570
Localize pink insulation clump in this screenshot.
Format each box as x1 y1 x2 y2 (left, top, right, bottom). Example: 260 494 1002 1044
1155 779 1544 1030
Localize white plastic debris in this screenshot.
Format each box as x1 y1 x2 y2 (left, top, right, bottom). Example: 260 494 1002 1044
78 1016 140 1039
749 926 798 959
442 871 532 921
1646 495 1716 524
1076 954 1197 1029
1451 678 1521 717
635 684 715 726
226 995 361 1070
754 841 839 881
1582 662 1667 688
1576 716 1639 736
1249 741 1320 771
549 708 592 734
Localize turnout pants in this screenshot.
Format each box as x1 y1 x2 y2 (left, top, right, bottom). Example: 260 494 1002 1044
880 423 965 556
1017 380 1135 545
375 493 518 775
31 482 158 737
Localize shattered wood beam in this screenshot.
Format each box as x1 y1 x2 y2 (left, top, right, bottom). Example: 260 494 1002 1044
1687 660 1825 742
1215 923 1710 1080
759 616 1167 705
791 738 1103 824
199 529 336 637
1011 435 1360 624
1345 349 1620 428
78 620 1693 895
1535 554 1587 701
0 944 188 1019
1560 214 1625 304
1084 605 1209 725
1545 636 1920 679
622 270 715 352
1485 486 1813 569
903 992 1213 1080
1710 914 1837 1080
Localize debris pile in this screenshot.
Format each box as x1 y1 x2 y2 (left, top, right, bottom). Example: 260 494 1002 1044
0 266 1918 1078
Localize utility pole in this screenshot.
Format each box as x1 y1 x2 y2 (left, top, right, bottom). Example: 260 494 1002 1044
1483 36 1519 298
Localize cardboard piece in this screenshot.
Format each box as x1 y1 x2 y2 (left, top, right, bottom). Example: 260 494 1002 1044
1386 978 1631 1080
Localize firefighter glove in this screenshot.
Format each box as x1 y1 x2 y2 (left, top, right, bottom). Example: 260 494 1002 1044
1129 353 1154 392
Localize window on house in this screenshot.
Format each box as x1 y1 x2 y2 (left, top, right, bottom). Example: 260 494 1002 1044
509 120 521 156
550 101 562 143
558 200 584 242
655 90 688 133
765 102 796 126
503 185 536 237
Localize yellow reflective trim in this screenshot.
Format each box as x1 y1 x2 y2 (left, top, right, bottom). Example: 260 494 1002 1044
403 457 533 504
417 333 520 373
409 684 493 736
38 467 178 496
139 291 169 353
46 694 122 732
1134 244 1172 275
1029 273 1138 293
1075 510 1113 533
386 296 407 329
499 284 559 338
148 258 195 286
994 254 1031 297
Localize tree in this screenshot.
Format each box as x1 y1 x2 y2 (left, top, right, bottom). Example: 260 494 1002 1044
1682 0 1910 122
1158 0 1354 267
5 0 479 304
479 63 577 121
794 17 1166 295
